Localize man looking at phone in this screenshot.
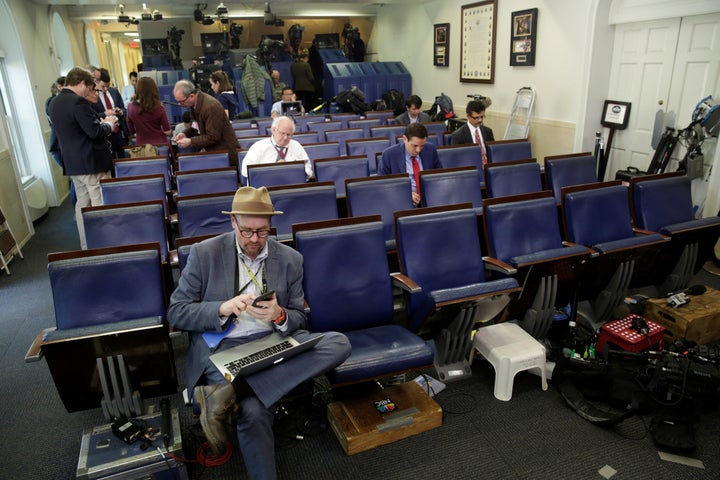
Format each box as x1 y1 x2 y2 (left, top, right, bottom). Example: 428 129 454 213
168 186 350 480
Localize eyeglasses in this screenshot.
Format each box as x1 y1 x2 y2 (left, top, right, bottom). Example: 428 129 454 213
273 128 293 138
176 94 193 104
93 89 103 93
468 114 483 120
238 228 271 238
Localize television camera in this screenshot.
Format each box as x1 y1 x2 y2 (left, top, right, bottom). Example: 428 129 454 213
342 23 365 62
166 26 185 69
257 37 287 72
288 24 304 56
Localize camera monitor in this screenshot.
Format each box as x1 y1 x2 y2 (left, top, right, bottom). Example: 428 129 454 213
200 32 229 55
281 101 302 116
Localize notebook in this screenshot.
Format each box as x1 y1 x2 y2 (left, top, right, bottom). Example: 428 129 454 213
281 101 303 115
209 331 325 381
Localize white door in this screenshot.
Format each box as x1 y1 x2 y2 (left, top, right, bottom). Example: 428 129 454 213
605 18 680 178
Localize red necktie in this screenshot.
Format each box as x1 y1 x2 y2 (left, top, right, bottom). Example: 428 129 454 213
475 128 487 166
411 156 421 195
103 92 120 133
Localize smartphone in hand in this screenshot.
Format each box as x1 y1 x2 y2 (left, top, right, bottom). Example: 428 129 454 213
251 290 276 308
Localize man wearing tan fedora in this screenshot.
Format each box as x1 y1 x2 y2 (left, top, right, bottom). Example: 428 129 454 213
168 186 351 480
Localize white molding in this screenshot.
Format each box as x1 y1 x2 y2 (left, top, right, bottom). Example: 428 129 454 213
610 0 720 24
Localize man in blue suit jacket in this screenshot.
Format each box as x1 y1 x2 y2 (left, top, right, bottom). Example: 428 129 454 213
378 123 442 205
168 186 351 479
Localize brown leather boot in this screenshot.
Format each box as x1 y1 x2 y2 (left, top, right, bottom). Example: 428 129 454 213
194 384 237 455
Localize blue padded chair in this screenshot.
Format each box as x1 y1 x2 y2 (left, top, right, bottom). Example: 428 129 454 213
176 151 230 171
345 174 414 251
424 122 448 143
100 174 168 217
482 192 592 338
330 113 361 128
306 120 342 140
370 125 405 141
231 120 255 130
544 152 598 204
114 156 171 192
347 118 383 137
235 128 261 139
268 182 339 243
363 110 395 124
630 173 720 294
394 207 521 379
419 166 484 210
175 167 239 197
255 118 273 135
325 128 364 154
238 136 266 150
486 139 533 164
484 159 543 198
24 243 176 416
82 200 170 263
346 137 391 175
176 191 235 238
175 233 219 273
303 142 342 168
293 217 434 385
314 156 369 197
436 144 483 170
291 132 320 144
247 161 307 189
562 181 670 327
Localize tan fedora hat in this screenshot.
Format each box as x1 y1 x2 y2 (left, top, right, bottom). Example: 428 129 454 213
222 186 284 215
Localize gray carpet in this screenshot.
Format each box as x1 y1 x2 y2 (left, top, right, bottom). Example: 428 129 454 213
1 199 719 479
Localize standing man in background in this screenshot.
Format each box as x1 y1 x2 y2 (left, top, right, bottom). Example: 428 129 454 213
173 79 240 167
122 71 138 106
94 68 128 158
49 67 117 249
290 50 315 111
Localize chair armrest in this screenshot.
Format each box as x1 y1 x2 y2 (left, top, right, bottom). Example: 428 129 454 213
391 272 422 294
633 227 669 238
24 327 55 363
564 241 600 258
168 249 178 267
168 213 178 225
482 256 517 275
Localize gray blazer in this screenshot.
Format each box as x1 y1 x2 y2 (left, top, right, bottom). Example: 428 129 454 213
395 111 431 125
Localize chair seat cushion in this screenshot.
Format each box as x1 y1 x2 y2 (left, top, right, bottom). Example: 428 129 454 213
660 217 720 235
429 277 519 305
330 325 434 384
510 245 588 267
593 233 666 253
43 316 163 342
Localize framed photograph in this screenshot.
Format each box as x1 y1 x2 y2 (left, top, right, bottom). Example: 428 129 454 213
460 1 497 83
510 8 538 66
433 23 449 67
601 100 632 129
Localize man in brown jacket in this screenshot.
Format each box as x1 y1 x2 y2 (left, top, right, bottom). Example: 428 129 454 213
173 79 240 167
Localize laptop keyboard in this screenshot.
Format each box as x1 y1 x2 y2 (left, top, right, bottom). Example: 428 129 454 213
225 340 294 376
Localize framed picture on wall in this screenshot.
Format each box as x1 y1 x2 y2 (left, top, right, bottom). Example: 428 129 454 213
460 0 497 83
434 23 449 67
510 8 538 66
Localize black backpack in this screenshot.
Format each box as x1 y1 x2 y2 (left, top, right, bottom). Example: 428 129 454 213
334 86 369 114
426 92 455 121
382 89 405 116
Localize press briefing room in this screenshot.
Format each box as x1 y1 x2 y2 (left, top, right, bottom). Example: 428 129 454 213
1 0 720 479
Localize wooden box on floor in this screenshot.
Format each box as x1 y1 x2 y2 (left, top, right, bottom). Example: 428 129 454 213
327 381 442 455
644 286 720 345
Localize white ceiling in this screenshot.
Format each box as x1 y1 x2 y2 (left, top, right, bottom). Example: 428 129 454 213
32 0 412 22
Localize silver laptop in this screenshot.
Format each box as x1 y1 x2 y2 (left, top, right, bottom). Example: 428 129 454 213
209 331 324 381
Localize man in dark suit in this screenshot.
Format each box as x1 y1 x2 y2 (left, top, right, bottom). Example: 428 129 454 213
49 67 117 249
378 123 442 206
168 186 351 479
395 95 431 125
451 100 494 165
94 68 128 158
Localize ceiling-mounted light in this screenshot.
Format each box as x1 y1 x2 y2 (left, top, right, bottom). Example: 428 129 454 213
153 9 163 21
141 3 153 21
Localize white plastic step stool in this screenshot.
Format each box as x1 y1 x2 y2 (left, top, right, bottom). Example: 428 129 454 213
470 322 547 401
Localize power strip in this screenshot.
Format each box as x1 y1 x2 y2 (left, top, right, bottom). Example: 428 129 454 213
412 375 446 397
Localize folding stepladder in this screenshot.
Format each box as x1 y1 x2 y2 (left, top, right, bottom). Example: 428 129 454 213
0 207 24 275
504 87 536 140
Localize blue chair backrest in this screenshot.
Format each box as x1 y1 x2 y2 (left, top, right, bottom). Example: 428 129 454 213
303 142 342 166
484 195 564 263
314 156 369 196
330 113 362 128
563 183 634 246
238 136 266 150
82 201 169 262
294 219 394 332
396 208 487 331
177 152 230 171
364 110 394 124
268 183 339 240
346 138 391 175
49 245 166 330
325 128 364 154
234 128 261 139
114 157 171 192
176 234 219 272
436 144 483 170
420 167 484 209
485 160 543 198
292 132 320 144
544 153 598 203
424 122 447 142
175 168 239 197
101 174 168 217
632 175 694 232
346 175 414 249
176 192 235 237
307 120 342 140
247 161 307 189
231 120 255 129
487 140 532 164
255 118 273 134
348 118 383 137
370 125 405 141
